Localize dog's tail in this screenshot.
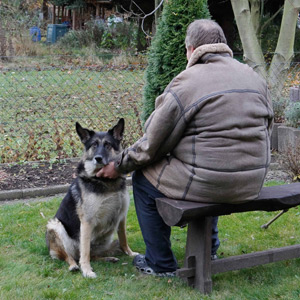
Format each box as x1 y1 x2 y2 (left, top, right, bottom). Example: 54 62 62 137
46 218 78 261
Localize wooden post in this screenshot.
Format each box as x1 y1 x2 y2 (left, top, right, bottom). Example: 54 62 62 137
42 0 48 21
96 4 100 18
79 8 82 29
101 6 105 19
290 87 300 102
183 217 212 294
72 9 76 30
57 6 60 23
52 5 56 24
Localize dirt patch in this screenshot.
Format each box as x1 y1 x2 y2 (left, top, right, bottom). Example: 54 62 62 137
0 160 78 191
0 159 292 192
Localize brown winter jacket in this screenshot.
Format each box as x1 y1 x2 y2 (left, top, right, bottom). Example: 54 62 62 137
115 43 274 203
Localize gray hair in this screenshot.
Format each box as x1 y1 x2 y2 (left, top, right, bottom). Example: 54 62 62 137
185 19 227 48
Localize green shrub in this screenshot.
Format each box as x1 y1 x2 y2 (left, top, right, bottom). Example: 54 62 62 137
141 0 210 123
284 102 300 128
101 18 145 50
56 20 105 48
57 19 145 52
273 97 288 123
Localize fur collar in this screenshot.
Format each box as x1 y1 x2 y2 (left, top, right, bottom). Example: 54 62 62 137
186 43 233 69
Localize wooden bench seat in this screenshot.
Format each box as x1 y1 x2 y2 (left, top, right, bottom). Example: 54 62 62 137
155 182 300 294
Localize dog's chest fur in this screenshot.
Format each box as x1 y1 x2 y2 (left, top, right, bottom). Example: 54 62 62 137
76 178 129 242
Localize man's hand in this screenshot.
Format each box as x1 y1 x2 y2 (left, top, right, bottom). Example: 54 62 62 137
96 161 121 179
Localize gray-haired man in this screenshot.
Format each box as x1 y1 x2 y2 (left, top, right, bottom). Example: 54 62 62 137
98 19 273 276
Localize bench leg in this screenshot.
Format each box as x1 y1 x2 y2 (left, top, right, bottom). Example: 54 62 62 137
182 216 213 294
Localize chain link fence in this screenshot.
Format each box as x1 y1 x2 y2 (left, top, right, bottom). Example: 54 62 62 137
1 58 300 164
0 61 145 163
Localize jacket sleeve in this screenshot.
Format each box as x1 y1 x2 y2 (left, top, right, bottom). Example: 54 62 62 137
115 90 187 174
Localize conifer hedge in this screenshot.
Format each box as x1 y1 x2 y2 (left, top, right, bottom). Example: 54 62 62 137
141 0 210 123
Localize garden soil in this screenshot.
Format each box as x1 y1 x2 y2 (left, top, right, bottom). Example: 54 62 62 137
0 160 78 191
0 159 291 192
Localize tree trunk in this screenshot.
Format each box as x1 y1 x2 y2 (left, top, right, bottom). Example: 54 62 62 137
268 0 300 99
249 0 260 34
230 0 266 78
231 0 300 102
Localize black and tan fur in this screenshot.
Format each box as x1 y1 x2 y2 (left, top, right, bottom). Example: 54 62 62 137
45 119 136 278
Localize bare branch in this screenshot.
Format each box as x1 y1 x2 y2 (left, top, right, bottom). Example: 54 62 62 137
141 0 164 37
259 5 284 35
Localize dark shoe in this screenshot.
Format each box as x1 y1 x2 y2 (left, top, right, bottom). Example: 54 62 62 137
133 254 176 277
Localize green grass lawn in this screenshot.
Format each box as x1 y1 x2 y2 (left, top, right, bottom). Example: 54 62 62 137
1 186 300 300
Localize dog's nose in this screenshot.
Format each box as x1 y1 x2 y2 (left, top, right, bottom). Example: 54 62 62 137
94 156 103 164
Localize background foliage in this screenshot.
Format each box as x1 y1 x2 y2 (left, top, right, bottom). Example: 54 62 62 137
141 0 210 123
57 19 146 51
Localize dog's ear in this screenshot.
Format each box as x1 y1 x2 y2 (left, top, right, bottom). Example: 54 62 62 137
108 118 124 141
76 122 94 143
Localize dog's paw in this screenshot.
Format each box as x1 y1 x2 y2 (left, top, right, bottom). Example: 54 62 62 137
130 251 139 257
69 264 79 272
122 247 139 257
82 269 97 278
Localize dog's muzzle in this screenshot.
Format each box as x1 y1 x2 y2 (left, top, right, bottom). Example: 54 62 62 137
94 155 103 164
93 155 109 166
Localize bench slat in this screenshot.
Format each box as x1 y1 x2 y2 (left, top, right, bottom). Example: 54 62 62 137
156 183 300 226
155 183 300 294
211 244 300 274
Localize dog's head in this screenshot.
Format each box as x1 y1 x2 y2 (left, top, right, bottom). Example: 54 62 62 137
76 118 124 176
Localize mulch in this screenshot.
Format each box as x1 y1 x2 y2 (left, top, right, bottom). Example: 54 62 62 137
0 158 292 192
0 160 78 191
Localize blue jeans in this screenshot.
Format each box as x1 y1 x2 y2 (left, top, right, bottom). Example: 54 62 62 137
132 170 220 273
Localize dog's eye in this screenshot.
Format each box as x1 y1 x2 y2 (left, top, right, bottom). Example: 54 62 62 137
104 141 111 150
92 141 99 148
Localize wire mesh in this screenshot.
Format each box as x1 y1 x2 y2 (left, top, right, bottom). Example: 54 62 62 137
1 60 300 164
0 63 145 163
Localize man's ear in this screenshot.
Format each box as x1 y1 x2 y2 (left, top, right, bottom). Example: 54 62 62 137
108 118 125 141
76 122 94 143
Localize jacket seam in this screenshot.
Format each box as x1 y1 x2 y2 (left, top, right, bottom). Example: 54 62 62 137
169 90 187 124
197 164 270 173
182 135 196 200
183 89 262 114
165 89 265 132
156 158 172 189
144 90 185 132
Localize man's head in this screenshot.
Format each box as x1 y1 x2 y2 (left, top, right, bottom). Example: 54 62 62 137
185 19 227 60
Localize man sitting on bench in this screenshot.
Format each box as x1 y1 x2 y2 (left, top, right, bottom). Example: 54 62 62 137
97 19 274 277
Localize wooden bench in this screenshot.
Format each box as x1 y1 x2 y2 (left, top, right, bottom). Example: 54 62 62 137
156 182 300 294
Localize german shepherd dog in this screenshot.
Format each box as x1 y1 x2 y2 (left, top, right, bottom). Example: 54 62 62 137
45 118 136 278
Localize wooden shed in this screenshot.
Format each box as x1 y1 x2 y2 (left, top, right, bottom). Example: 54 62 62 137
51 0 114 30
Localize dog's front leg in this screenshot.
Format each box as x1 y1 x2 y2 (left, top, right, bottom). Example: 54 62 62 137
79 221 96 278
118 218 138 257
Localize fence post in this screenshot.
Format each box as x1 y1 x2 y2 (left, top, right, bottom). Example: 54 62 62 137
289 86 300 102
